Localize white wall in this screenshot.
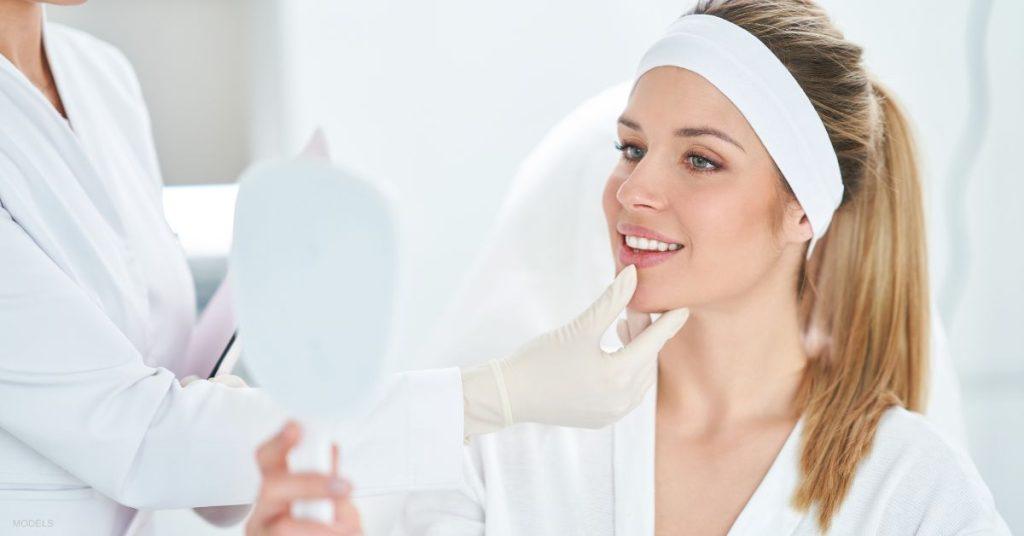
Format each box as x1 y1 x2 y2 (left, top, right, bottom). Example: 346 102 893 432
48 0 253 185
44 0 1023 533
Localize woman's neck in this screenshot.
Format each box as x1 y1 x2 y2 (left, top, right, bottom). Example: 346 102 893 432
656 264 808 434
0 1 47 84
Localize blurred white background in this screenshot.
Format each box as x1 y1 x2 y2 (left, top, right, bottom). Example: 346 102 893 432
49 0 1023 533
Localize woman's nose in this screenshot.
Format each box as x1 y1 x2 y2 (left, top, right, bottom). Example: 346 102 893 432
616 162 667 211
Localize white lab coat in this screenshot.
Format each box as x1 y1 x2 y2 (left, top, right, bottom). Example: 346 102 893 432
0 20 464 536
395 380 1011 535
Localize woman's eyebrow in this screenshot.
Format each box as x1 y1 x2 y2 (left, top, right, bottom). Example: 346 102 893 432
677 127 746 153
617 115 746 153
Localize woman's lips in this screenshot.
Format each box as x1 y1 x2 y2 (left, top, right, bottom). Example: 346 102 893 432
616 222 684 268
616 222 682 244
617 233 683 268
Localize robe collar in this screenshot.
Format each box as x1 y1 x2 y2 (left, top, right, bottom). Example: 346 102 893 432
612 369 808 535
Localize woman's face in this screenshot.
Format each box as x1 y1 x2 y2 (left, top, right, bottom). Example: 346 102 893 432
602 66 811 313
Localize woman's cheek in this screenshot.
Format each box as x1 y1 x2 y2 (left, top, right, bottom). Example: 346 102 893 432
685 183 760 255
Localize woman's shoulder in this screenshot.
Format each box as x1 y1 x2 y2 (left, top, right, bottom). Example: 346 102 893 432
868 406 990 497
843 405 1010 534
871 405 966 455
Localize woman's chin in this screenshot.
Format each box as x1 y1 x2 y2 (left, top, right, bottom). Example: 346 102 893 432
627 292 680 314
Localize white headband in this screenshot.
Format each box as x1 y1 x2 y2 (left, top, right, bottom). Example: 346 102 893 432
634 14 844 257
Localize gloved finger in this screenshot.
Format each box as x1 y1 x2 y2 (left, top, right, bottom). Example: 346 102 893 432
180 374 200 387
625 309 652 341
574 265 637 337
615 307 689 365
211 374 248 388
616 318 632 346
631 356 658 397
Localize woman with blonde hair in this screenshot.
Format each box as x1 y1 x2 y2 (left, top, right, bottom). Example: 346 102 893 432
250 0 1010 533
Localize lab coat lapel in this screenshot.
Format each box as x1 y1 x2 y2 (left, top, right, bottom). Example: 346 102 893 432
613 377 657 535
40 14 137 239
726 415 808 535
0 18 149 350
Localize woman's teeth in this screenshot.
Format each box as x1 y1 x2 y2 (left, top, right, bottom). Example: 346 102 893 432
624 235 681 252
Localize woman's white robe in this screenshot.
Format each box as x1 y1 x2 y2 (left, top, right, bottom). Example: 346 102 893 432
0 20 464 535
395 380 1011 535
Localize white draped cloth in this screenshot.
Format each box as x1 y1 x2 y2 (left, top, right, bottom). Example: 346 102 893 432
395 381 1009 535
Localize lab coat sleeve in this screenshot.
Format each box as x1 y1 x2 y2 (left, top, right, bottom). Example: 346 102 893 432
391 444 486 535
0 206 465 509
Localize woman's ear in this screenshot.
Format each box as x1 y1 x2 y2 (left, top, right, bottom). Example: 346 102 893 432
784 199 814 244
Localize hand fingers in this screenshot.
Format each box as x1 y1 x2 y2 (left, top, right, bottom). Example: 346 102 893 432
248 422 304 528
625 309 652 340
249 438 360 535
574 264 637 336
616 307 689 365
264 517 351 536
615 309 652 346
261 473 350 507
616 318 631 346
630 354 658 400
329 443 363 534
249 473 351 529
211 374 249 388
334 491 362 535
256 421 301 475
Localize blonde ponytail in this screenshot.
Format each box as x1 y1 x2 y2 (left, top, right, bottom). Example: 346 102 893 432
792 78 930 531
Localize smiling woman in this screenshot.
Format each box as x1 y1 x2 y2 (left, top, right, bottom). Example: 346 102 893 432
392 0 1011 534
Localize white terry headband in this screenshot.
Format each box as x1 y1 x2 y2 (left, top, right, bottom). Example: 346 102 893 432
634 14 844 257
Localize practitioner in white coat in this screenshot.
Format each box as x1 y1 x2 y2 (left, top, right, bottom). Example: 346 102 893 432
378 2 1011 534
0 1 688 534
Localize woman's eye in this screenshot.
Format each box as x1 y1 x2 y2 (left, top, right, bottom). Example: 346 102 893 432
687 154 719 171
614 141 645 162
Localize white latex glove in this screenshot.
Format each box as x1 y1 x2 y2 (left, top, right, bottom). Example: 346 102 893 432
616 307 654 347
461 264 689 436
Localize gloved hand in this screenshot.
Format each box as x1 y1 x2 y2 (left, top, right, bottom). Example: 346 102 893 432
461 264 689 436
180 374 249 388
616 307 655 347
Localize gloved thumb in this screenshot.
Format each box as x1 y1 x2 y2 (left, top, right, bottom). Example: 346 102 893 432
575 265 637 337
615 307 689 363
